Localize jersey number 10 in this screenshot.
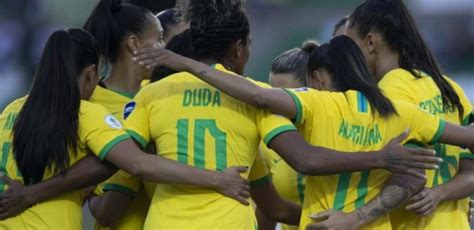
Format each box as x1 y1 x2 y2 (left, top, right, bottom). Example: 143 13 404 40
176 119 227 171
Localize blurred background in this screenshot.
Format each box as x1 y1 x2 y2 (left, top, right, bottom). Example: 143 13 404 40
0 0 473 110
0 0 473 229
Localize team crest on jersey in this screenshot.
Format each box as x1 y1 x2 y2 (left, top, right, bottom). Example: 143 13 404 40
295 87 309 92
105 115 123 129
123 102 136 120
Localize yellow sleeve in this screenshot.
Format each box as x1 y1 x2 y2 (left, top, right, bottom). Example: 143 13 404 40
123 99 151 149
248 151 271 188
102 170 141 198
257 110 297 146
400 102 445 145
283 88 318 126
79 102 131 160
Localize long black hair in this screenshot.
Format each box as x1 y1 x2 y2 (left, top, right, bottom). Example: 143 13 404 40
271 40 319 86
151 29 195 83
308 36 397 118
348 0 463 121
83 0 155 64
13 29 100 185
186 0 250 61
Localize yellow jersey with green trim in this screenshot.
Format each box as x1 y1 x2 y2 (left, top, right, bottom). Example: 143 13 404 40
89 85 152 230
124 63 296 230
284 89 444 230
378 68 473 230
260 143 304 230
0 97 129 230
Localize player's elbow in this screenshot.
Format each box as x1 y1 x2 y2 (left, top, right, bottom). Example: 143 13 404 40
253 89 271 109
95 214 119 228
390 173 426 196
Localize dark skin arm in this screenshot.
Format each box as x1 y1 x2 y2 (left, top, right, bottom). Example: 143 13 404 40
132 48 443 177
407 158 474 216
88 191 133 227
256 208 278 230
268 130 438 178
0 139 250 220
251 182 301 225
307 171 426 230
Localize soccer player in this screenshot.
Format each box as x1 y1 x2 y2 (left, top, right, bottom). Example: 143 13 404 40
345 0 474 228
80 0 162 228
0 28 250 229
332 16 348 37
133 35 474 229
156 8 189 44
256 40 318 230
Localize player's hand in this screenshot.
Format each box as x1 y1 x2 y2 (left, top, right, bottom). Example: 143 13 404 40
216 166 250 206
306 210 360 230
380 130 442 179
406 188 442 216
0 174 34 220
469 199 473 223
133 47 190 72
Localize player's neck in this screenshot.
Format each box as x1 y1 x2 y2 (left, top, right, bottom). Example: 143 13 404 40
375 50 400 82
200 58 235 72
104 59 143 95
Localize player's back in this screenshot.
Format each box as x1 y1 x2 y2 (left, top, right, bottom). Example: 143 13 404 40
0 97 128 230
129 64 294 229
379 69 473 229
285 88 443 230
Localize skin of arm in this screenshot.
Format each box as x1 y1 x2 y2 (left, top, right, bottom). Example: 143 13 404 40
406 158 474 216
0 139 250 220
307 171 426 230
440 123 474 152
0 154 116 219
88 191 132 227
250 182 301 225
256 208 278 230
267 131 438 178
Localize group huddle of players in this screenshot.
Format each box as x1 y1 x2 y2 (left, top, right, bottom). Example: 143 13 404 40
0 0 473 229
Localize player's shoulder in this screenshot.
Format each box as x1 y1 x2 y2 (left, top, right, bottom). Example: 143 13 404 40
1 96 28 115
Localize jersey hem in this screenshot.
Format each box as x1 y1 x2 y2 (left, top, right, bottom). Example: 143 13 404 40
103 183 137 198
263 125 297 145
98 134 131 161
283 89 303 125
428 120 446 145
249 174 272 188
126 129 148 149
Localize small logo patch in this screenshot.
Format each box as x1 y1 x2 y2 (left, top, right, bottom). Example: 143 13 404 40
124 102 136 120
105 115 123 129
295 87 309 92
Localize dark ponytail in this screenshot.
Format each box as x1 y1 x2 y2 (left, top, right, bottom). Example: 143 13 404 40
308 36 397 118
12 29 99 185
83 0 154 64
271 40 319 86
186 0 249 61
348 0 463 121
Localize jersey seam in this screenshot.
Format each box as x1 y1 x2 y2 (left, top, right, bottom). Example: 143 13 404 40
263 125 297 145
103 183 137 198
98 134 131 161
126 129 148 149
283 89 303 125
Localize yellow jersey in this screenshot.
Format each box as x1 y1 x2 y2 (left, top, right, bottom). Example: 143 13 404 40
89 85 152 230
124 64 296 230
0 97 130 230
260 143 304 230
378 68 473 230
284 88 445 230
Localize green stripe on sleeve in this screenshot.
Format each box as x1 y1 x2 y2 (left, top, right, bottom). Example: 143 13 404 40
263 125 297 145
98 134 131 161
103 183 137 198
283 89 303 125
126 129 148 149
463 113 472 126
249 175 272 188
428 120 446 145
460 152 474 160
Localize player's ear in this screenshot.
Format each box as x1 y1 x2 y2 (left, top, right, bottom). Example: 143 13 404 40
126 34 140 54
79 64 99 99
